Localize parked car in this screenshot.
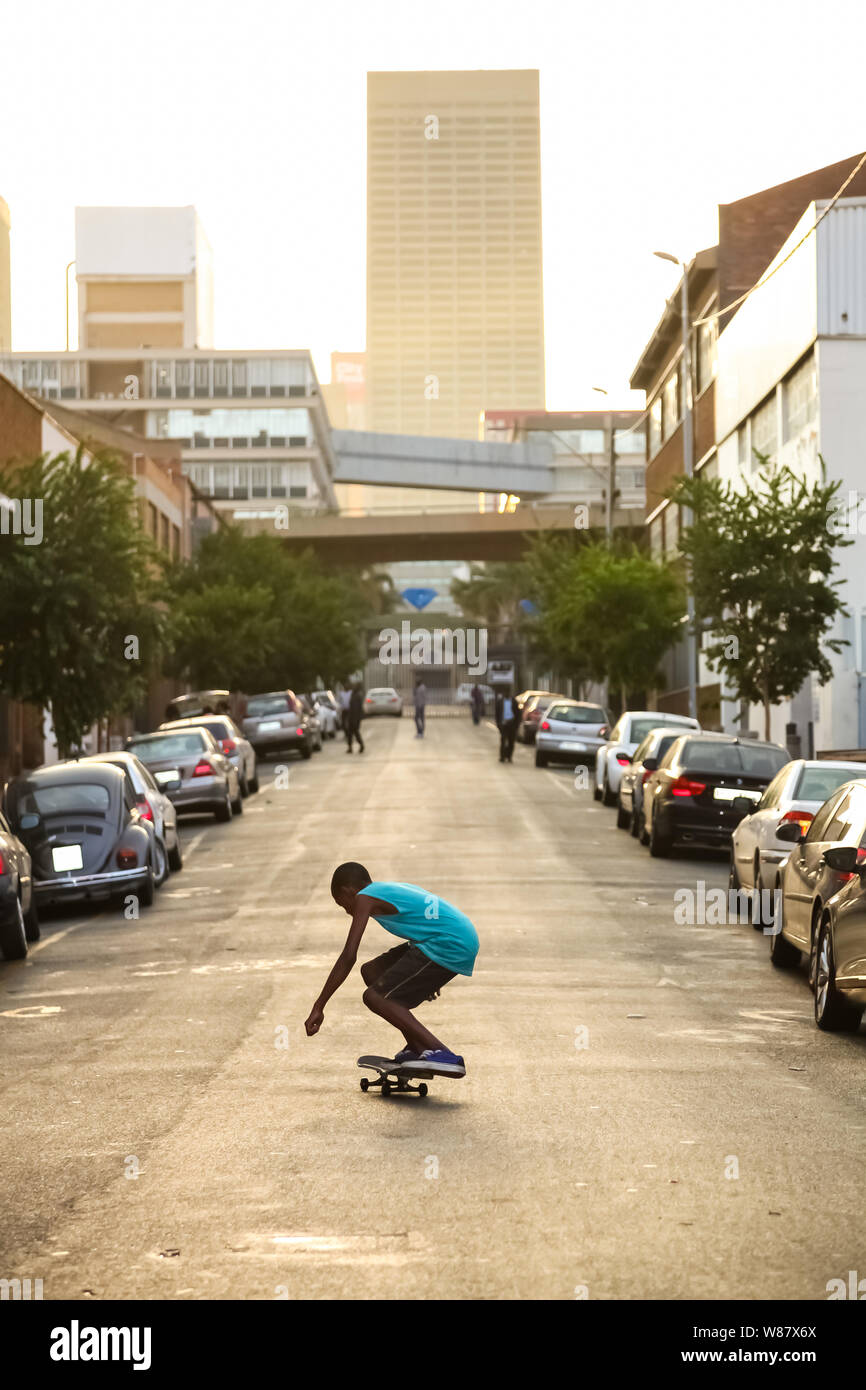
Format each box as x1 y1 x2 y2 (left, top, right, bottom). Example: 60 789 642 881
770 779 866 1004
730 759 866 897
3 763 158 909
364 687 403 717
595 711 701 806
241 691 315 759
785 821 866 1030
62 751 183 881
126 728 242 820
297 696 325 751
514 690 553 716
310 691 340 737
642 734 790 857
159 715 258 795
517 693 566 745
0 808 38 960
616 726 696 838
165 689 231 721
534 700 609 767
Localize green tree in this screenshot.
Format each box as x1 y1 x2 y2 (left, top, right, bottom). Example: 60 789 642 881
450 561 527 638
523 536 685 704
166 529 366 691
0 447 166 756
670 459 850 739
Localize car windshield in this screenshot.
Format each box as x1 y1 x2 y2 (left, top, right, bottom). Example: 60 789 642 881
129 733 207 761
14 782 111 817
630 717 692 742
547 705 605 724
795 766 866 802
682 741 789 777
247 696 289 717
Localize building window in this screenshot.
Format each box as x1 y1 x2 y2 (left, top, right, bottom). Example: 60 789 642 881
175 361 193 398
750 392 777 466
695 316 717 395
194 361 211 398
783 353 817 442
649 396 662 456
153 361 172 397
737 422 749 469
614 428 645 456
661 369 680 440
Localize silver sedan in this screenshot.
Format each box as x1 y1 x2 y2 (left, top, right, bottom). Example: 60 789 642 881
534 701 609 767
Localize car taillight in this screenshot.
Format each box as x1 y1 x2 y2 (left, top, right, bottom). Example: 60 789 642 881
778 809 814 834
540 720 550 732
390 697 398 702
136 796 153 822
116 848 137 868
296 727 305 735
365 697 372 703
0 852 5 874
670 776 707 797
615 754 631 766
221 739 236 755
192 759 212 777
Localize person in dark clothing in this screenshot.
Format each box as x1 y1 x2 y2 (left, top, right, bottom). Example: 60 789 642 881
494 689 519 763
470 683 484 726
345 684 365 754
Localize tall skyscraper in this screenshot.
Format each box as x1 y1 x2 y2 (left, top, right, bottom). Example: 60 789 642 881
366 69 545 440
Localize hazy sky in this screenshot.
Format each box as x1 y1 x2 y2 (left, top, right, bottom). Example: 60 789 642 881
3 0 864 409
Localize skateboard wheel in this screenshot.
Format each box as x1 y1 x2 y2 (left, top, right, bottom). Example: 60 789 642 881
418 1083 428 1097
360 1077 369 1092
381 1081 392 1096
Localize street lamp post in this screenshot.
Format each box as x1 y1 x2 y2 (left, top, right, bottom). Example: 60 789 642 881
654 251 697 723
592 386 616 539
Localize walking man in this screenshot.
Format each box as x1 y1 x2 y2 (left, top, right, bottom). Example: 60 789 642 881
345 683 365 754
414 679 427 738
494 688 519 763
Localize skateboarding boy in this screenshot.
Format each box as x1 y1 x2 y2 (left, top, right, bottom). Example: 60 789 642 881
304 862 479 1077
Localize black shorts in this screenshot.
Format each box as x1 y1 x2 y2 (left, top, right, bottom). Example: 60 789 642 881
365 942 457 1008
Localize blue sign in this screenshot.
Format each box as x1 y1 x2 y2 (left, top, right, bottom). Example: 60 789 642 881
519 598 539 615
402 587 438 610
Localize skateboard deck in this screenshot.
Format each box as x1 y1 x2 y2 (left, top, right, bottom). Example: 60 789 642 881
357 1054 431 1097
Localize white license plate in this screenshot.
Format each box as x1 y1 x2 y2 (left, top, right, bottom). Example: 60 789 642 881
154 769 180 786
714 787 760 802
560 740 586 751
258 720 281 733
52 844 83 872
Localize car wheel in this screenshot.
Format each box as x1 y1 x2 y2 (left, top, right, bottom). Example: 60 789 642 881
249 770 259 794
232 783 244 814
139 864 155 909
639 810 650 847
814 919 863 1032
215 790 232 822
535 751 547 768
168 836 183 873
0 898 28 960
630 804 640 839
648 810 672 858
301 744 313 760
153 837 169 887
616 796 630 830
240 774 249 798
602 771 616 807
23 891 40 942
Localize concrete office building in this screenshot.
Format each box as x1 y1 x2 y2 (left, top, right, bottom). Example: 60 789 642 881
366 69 545 441
481 409 646 516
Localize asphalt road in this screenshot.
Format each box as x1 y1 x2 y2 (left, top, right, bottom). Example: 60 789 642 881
2 715 865 1301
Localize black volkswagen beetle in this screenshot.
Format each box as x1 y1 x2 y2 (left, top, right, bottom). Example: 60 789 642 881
2 763 157 909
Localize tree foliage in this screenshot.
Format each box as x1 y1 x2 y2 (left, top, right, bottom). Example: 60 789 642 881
670 459 851 738
0 448 166 755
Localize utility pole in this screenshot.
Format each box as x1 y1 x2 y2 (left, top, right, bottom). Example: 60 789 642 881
605 412 616 539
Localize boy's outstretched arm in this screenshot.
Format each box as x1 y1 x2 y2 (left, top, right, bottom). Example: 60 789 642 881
304 898 374 1035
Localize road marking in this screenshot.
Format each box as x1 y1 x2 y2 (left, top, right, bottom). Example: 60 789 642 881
28 922 88 956
545 771 575 797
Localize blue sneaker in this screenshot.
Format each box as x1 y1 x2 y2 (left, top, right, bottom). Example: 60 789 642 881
393 1046 420 1065
416 1048 466 1077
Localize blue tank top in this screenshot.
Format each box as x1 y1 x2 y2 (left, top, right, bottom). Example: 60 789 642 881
358 881 479 976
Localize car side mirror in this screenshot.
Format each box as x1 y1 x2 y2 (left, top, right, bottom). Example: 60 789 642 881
823 846 859 873
776 820 805 844
732 795 755 815
643 757 658 772
599 726 609 739
18 812 41 831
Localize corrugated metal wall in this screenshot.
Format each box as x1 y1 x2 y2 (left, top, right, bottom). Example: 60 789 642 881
818 199 866 336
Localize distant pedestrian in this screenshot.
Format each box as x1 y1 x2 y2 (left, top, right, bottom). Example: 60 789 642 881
339 687 351 733
470 683 484 726
345 684 365 754
414 680 427 738
494 688 519 763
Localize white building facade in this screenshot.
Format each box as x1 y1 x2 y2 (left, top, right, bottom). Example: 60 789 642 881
708 197 866 752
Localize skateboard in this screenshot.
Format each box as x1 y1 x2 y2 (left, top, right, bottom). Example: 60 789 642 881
357 1054 431 1098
